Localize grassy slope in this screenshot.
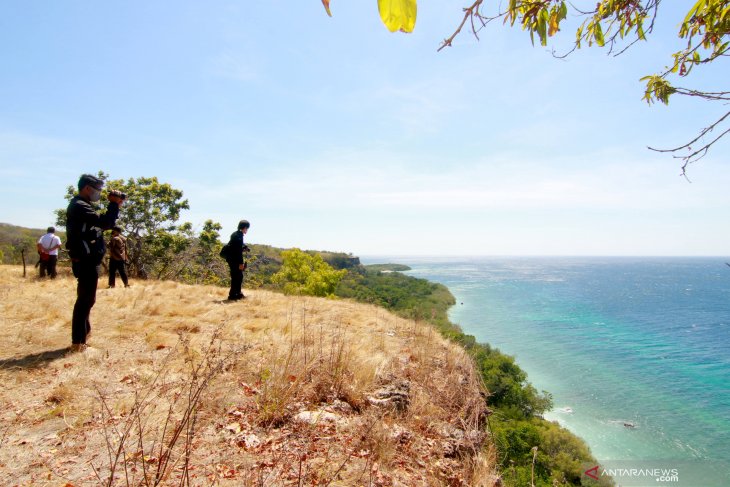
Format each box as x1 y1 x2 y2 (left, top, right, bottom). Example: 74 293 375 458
0 265 497 486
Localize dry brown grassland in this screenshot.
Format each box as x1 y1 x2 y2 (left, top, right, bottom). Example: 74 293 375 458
0 265 498 486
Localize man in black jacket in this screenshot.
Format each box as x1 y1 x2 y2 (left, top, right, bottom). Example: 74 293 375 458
66 174 125 351
226 219 250 300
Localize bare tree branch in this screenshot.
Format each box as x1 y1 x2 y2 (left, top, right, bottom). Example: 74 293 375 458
438 0 488 52
648 110 730 176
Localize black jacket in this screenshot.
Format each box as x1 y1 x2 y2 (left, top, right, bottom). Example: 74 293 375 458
226 230 246 265
66 196 120 264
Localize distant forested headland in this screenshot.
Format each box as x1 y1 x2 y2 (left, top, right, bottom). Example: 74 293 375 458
361 263 412 272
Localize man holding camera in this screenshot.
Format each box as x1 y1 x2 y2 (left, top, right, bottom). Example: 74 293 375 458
66 174 125 352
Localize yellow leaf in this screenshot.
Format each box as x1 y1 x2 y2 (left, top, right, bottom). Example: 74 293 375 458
548 12 559 36
321 0 332 17
378 0 417 33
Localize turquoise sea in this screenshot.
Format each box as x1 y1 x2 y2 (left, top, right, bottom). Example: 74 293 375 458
362 257 730 486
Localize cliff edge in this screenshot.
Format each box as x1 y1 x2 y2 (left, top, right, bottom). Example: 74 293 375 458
0 266 498 486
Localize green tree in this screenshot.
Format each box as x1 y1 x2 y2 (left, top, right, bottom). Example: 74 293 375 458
272 248 347 297
144 222 194 280
182 219 228 285
120 218 226 284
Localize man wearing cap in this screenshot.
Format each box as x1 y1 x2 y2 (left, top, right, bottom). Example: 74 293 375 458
65 174 125 352
37 226 62 278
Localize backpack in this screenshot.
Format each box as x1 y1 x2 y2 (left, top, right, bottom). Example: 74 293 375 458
219 243 231 259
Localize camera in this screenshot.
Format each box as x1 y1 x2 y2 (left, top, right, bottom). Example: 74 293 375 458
108 189 127 201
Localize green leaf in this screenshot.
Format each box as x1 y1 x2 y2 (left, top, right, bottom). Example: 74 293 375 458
538 8 549 45
508 0 518 26
683 0 706 24
593 22 605 47
558 1 568 21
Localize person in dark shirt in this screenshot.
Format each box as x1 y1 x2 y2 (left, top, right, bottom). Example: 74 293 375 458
66 174 125 351
226 219 250 300
108 226 129 288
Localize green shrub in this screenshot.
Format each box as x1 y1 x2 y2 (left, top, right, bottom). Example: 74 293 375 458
272 248 347 297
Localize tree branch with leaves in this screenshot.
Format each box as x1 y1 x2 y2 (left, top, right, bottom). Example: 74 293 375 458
443 0 729 174
324 0 729 174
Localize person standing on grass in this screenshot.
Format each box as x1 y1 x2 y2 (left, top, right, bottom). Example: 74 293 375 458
37 226 62 278
66 174 125 352
108 226 129 288
225 219 250 301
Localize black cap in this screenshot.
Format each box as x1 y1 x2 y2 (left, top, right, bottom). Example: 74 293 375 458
238 219 250 230
78 174 104 191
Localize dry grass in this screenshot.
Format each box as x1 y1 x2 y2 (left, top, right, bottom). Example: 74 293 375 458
0 265 499 486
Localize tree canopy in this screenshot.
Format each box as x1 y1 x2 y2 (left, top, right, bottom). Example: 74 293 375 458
272 248 347 297
324 0 729 173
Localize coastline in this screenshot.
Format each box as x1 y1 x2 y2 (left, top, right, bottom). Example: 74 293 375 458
353 258 604 485
437 276 604 459
380 256 730 487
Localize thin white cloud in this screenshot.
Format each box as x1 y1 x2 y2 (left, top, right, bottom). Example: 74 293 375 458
0 131 128 178
369 78 467 135
209 51 259 82
178 146 730 220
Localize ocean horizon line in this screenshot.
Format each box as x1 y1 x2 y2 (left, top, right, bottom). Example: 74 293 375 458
360 254 730 260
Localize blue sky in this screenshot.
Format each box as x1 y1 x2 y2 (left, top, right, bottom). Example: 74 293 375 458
1 1 728 256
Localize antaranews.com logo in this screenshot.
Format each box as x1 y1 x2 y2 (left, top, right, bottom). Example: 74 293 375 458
581 461 726 486
584 464 678 484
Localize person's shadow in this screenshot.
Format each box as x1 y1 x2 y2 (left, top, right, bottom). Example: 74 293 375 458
0 347 72 370
213 298 244 304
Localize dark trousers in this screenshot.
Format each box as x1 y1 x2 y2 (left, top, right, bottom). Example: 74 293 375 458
39 255 58 278
71 261 99 344
228 261 243 299
108 259 129 287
